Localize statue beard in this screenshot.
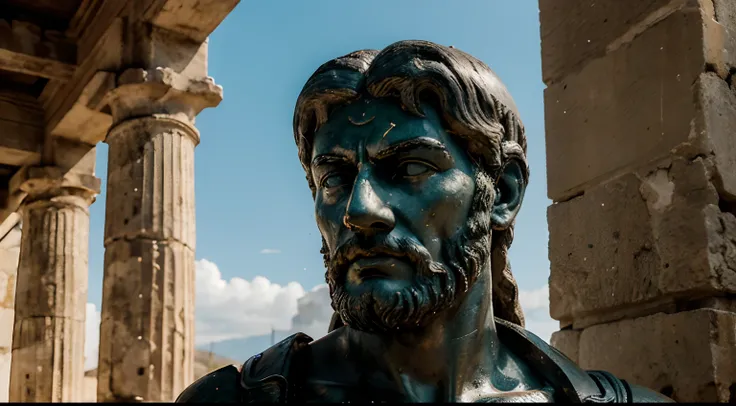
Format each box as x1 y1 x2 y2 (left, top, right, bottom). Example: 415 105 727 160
324 212 492 334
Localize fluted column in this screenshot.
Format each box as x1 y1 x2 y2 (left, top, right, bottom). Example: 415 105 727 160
8 167 100 402
96 68 221 402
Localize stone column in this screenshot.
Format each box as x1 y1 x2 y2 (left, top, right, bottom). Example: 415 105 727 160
541 0 736 402
8 167 99 402
96 68 221 402
0 215 21 402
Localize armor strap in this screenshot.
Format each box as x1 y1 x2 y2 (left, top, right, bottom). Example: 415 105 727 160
495 318 630 403
585 371 632 403
239 332 313 403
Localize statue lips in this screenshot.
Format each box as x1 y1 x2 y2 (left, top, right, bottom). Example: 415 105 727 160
347 255 415 284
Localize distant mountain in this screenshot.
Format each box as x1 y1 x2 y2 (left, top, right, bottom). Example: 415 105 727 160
196 330 290 363
193 347 241 378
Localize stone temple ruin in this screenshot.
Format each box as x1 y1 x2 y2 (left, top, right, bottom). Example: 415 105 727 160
0 0 236 402
0 0 734 403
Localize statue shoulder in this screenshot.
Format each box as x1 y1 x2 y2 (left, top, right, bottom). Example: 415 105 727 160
239 332 314 402
175 364 243 403
176 332 314 403
495 319 674 403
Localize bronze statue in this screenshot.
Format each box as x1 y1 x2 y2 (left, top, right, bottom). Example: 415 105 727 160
177 40 673 403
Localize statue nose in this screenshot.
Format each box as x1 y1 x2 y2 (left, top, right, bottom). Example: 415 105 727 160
344 178 395 233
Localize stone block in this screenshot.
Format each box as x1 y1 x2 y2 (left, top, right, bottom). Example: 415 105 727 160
0 225 20 249
578 309 736 402
50 137 97 175
714 0 736 32
145 0 240 43
0 270 14 308
694 73 736 199
0 308 13 349
104 120 197 247
147 25 209 78
548 157 736 326
539 0 684 84
10 317 86 401
550 329 580 364
544 6 726 201
98 238 194 402
0 244 20 265
13 203 89 321
703 7 736 79
0 351 10 402
82 375 97 402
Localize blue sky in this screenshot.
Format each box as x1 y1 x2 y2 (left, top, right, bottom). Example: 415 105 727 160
85 1 552 344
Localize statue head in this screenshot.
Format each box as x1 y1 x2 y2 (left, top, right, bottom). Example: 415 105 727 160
293 40 529 333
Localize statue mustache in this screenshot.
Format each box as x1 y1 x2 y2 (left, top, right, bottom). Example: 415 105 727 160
327 234 447 283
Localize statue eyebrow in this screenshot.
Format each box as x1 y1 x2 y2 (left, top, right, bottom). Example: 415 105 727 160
311 154 351 168
374 137 452 161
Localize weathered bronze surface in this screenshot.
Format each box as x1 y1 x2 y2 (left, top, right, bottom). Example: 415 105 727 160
176 40 673 403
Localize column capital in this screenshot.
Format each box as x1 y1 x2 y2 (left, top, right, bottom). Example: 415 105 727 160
103 67 223 124
107 114 201 146
10 166 101 208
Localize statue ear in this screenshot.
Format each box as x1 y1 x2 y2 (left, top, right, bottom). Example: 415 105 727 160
491 159 526 229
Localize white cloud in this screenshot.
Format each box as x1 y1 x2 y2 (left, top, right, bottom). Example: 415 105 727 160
518 284 549 311
195 259 306 344
85 303 101 371
518 284 558 343
287 284 332 340
259 249 281 255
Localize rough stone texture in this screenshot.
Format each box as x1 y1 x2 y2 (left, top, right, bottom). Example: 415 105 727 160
0 2 236 401
539 0 686 84
98 240 195 402
705 0 736 79
0 91 43 167
539 0 736 402
0 223 21 403
97 111 206 402
9 184 96 402
714 0 736 32
544 3 736 201
548 156 736 327
540 0 736 84
577 309 736 402
550 329 580 364
0 352 10 404
694 72 736 199
143 0 240 43
95 25 222 402
102 118 197 245
0 18 77 81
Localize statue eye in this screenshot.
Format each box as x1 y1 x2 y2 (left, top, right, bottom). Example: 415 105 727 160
398 161 435 177
322 173 350 189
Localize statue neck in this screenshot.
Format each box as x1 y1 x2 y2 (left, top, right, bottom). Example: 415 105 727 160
341 265 516 402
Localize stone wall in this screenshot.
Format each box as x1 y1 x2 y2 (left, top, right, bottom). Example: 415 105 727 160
541 0 736 402
0 221 21 402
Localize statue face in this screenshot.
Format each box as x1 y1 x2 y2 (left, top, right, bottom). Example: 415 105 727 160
311 97 479 332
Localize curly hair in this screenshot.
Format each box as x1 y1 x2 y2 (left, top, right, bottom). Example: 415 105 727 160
293 40 528 326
